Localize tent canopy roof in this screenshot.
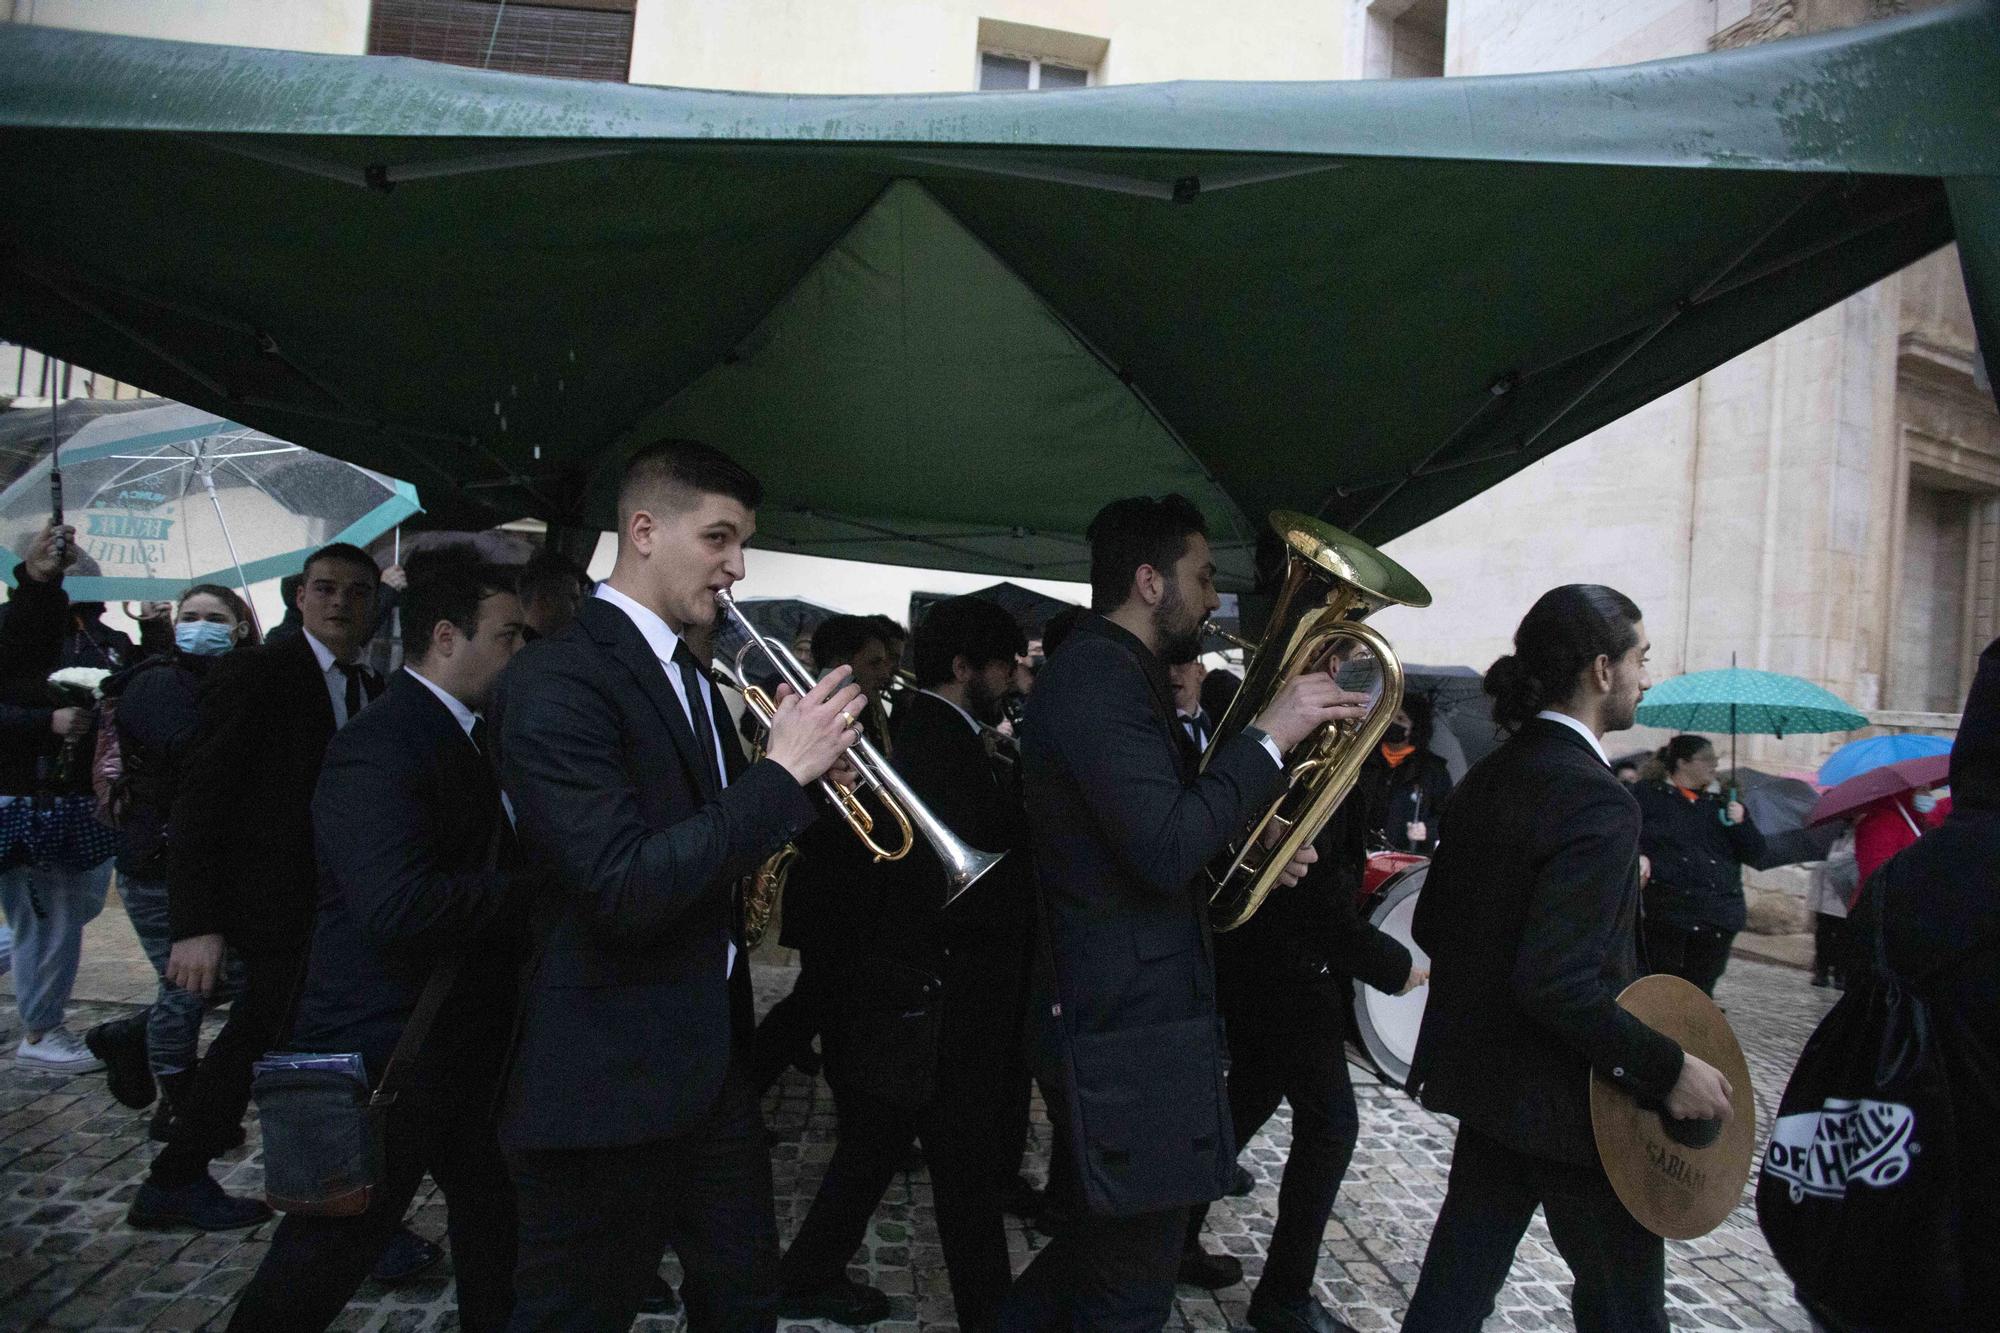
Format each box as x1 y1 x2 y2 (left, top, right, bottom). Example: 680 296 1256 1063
1 3 1995 587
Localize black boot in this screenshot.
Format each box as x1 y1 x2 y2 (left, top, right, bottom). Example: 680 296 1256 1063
1177 1243 1244 1289
128 1174 271 1231
86 1012 155 1109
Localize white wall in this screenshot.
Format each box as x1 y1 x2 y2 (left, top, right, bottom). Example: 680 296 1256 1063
630 0 1348 92
5 0 369 53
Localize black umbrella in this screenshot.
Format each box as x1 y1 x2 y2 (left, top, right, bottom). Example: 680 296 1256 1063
910 581 1080 642
1732 766 1841 867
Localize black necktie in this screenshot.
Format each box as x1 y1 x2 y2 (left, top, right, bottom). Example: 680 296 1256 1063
469 716 489 757
671 642 723 792
336 661 376 723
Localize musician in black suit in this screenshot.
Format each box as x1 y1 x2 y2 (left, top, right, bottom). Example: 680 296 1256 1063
777 595 1030 1331
1167 658 1216 754
135 543 386 1231
1185 788 1425 1333
1001 495 1367 1333
747 614 898 1099
496 440 865 1333
228 548 531 1332
1401 586 1736 1333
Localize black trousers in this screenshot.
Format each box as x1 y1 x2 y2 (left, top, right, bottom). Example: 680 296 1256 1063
1185 1022 1358 1305
749 950 823 1096
998 1114 1189 1333
1643 920 1735 996
228 1081 516 1332
1812 913 1849 980
504 1059 778 1333
150 933 306 1187
1402 1126 1666 1333
780 950 1019 1330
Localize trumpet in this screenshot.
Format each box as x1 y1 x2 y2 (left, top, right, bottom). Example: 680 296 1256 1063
714 589 1004 904
1201 511 1430 931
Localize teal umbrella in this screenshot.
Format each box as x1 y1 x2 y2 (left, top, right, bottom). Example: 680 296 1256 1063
1635 662 1867 820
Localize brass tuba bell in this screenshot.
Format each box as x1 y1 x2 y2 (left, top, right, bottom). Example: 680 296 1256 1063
1202 511 1431 931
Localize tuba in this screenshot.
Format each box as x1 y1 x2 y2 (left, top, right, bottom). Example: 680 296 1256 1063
1202 511 1431 931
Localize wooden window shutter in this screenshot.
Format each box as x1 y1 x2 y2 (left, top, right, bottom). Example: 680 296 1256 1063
368 0 634 83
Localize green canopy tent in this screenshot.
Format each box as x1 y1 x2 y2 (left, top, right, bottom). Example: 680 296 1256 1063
0 3 1996 587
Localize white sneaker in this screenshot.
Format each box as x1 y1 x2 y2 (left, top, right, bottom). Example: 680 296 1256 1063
15 1027 105 1074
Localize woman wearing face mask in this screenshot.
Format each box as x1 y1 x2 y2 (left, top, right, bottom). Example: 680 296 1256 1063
82 586 256 1134
1634 734 1767 996
1358 693 1454 853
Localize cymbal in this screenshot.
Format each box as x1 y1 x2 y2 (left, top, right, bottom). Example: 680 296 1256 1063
1589 974 1757 1239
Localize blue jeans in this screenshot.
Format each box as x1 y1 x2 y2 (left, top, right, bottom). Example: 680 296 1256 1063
0 860 111 1034
118 875 245 1077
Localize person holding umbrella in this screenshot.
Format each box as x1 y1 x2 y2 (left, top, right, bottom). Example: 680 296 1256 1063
1634 736 1767 996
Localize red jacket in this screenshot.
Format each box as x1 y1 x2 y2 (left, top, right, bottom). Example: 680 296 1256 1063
1853 792 1951 907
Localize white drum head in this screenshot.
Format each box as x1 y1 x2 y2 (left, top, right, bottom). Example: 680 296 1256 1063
1352 865 1430 1086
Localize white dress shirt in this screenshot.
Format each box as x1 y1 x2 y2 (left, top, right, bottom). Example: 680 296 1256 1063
1535 709 1610 767
594 583 736 975
403 667 514 825
304 629 368 728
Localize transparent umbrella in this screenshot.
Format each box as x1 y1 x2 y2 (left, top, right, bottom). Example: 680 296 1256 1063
0 402 419 611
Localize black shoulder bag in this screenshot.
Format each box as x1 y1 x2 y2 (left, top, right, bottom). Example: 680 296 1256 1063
252 957 461 1216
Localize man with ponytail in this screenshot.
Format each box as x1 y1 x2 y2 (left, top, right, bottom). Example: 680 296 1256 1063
1400 585 1735 1333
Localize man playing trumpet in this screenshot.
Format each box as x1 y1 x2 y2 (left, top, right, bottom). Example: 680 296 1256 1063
496 440 863 1332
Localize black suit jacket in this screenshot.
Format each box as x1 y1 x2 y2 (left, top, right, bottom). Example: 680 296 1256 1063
495 595 815 1151
1021 614 1285 1211
1215 797 1413 1036
167 633 340 945
288 671 527 1086
882 690 1031 956
1408 718 1684 1166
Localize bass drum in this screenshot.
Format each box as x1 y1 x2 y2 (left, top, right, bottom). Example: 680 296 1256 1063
1348 857 1430 1087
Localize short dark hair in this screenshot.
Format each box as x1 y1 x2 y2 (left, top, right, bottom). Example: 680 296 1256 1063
811 614 889 669
913 596 1025 689
1040 605 1086 659
1085 494 1208 613
867 614 906 644
179 583 261 646
1402 691 1436 752
1484 585 1643 732
517 547 588 602
617 438 762 523
301 542 379 585
1200 666 1242 720
400 545 517 664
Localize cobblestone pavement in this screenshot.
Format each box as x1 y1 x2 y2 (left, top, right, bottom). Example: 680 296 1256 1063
1 903 1839 1331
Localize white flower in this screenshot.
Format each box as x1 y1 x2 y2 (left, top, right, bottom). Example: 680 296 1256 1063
48 667 112 698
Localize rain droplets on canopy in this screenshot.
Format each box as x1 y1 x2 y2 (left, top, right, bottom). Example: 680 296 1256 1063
0 402 419 601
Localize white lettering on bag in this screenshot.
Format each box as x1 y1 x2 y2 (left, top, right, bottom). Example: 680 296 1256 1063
1762 1098 1918 1204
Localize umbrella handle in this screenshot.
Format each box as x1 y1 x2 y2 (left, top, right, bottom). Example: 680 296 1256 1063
1720 784 1738 826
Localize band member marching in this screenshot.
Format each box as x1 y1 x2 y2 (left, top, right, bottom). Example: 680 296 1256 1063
777 594 1034 1332
1401 585 1735 1333
495 439 865 1332
1185 702 1427 1333
1000 494 1367 1333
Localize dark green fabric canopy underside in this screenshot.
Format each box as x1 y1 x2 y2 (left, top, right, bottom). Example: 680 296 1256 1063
1 3 1996 586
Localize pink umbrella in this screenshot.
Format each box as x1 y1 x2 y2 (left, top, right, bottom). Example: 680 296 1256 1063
1808 754 1951 826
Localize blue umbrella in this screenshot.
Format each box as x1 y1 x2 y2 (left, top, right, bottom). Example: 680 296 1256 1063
1817 734 1953 787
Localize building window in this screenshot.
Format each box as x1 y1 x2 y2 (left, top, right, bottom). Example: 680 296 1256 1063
975 18 1107 90
1362 0 1447 79
979 51 1091 90
368 0 634 83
